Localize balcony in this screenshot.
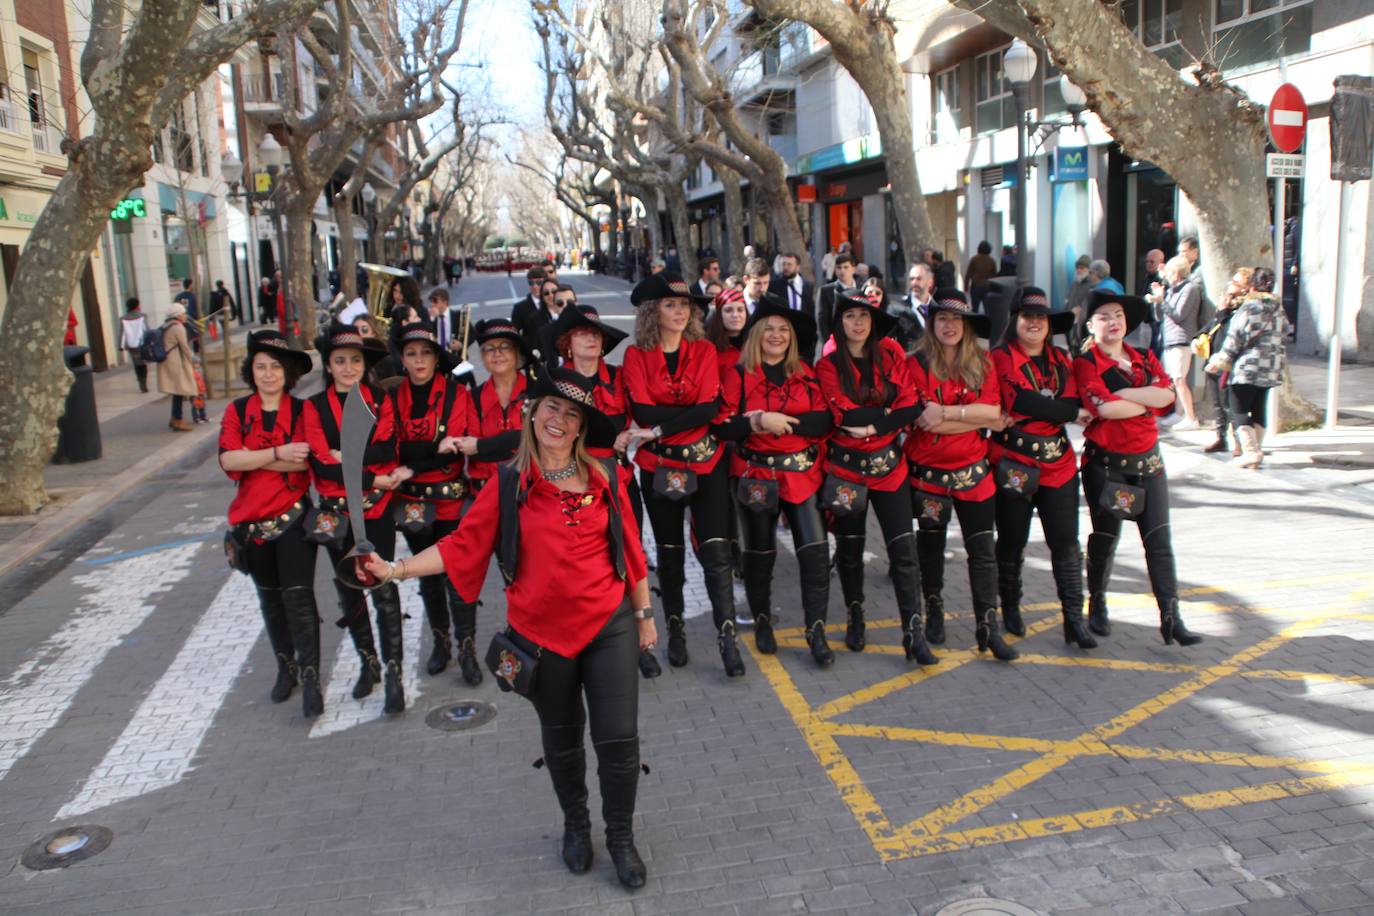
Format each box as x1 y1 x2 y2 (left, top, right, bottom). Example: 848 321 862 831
778 21 828 71
30 119 62 155
241 72 287 116
0 86 21 136
729 47 796 107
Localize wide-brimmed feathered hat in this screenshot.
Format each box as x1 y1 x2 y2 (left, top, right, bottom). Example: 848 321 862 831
315 319 388 370
630 272 713 308
1008 286 1075 336
832 288 896 341
927 288 991 338
528 365 617 450
247 329 312 376
743 292 818 359
1084 289 1151 335
542 304 629 360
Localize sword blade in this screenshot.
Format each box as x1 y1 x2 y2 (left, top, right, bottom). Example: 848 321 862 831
340 382 377 552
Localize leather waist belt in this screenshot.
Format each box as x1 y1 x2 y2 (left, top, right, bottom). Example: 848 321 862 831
318 490 383 514
828 442 900 478
235 499 307 543
400 478 468 501
911 459 991 492
737 443 818 473
645 432 718 464
997 427 1070 463
1083 442 1164 478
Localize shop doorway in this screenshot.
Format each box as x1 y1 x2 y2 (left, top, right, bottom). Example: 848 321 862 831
828 200 863 263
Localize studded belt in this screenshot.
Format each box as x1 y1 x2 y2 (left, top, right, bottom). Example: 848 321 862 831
828 442 901 479
737 443 819 473
911 459 991 493
1083 442 1165 478
318 490 384 514
645 432 718 464
235 499 307 543
997 427 1071 463
400 478 469 501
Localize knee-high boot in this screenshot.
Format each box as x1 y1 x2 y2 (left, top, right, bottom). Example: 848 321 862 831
596 737 647 890
542 725 591 874
417 574 451 675
373 582 406 714
741 549 777 654
700 539 744 677
656 543 688 667
1051 545 1096 649
447 581 482 687
833 535 866 652
997 547 1027 636
336 582 379 699
257 586 297 703
281 586 324 718
797 543 833 667
1143 523 1202 647
967 530 1017 662
889 533 937 665
916 529 948 645
1085 531 1118 637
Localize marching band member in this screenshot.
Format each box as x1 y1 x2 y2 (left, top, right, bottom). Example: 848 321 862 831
302 321 410 713
1075 292 1202 646
219 332 321 717
907 290 1018 662
988 289 1096 650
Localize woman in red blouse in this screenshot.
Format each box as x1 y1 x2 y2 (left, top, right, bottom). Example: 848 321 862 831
815 290 930 661
362 367 655 890
718 298 836 666
622 273 744 676
705 287 748 375
907 290 1018 662
302 321 410 710
389 323 483 685
989 289 1097 650
218 332 320 716
458 319 529 491
1074 292 1202 647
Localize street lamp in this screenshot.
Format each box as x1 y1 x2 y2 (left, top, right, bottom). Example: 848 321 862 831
361 181 377 263
219 151 254 327
257 133 291 335
1004 39 1036 286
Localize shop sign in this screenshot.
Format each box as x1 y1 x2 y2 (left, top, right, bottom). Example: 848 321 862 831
110 198 147 220
1053 146 1089 182
0 194 42 224
795 131 883 176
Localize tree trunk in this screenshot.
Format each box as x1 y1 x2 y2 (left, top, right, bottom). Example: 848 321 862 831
757 176 807 274
423 220 441 287
664 181 697 282
284 191 317 345
720 164 745 275
335 195 358 300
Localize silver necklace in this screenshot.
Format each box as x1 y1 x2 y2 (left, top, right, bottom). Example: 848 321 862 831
542 461 579 482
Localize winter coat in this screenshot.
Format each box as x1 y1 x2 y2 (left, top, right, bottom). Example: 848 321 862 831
1160 280 1201 348
157 319 197 397
1211 292 1286 388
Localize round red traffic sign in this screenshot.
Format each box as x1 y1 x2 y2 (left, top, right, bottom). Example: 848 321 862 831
1268 83 1307 154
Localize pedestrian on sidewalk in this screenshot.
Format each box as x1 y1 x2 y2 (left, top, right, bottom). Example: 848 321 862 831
362 367 654 891
158 303 198 432
175 278 201 354
1158 256 1202 430
258 277 277 326
1205 267 1287 469
1197 267 1252 455
120 297 149 393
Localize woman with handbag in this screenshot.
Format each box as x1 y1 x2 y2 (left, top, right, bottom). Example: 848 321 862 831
218 332 321 717
717 298 835 665
301 321 410 712
360 367 655 890
907 290 1018 662
621 273 744 676
988 287 1097 650
1196 268 1252 455
389 322 483 685
814 290 929 661
1205 268 1286 469
1075 291 1203 646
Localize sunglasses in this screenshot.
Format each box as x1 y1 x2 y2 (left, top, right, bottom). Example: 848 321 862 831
554 298 576 307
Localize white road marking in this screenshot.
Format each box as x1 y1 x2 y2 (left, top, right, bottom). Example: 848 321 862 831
640 518 710 620
54 569 261 820
0 543 202 785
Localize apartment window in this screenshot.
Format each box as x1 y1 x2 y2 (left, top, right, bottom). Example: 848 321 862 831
974 46 1015 135
1043 60 1064 116
1213 0 1313 70
1119 0 1186 66
169 104 195 173
931 65 964 143
22 48 61 155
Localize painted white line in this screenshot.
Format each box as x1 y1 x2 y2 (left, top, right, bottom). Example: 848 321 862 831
506 276 518 301
0 543 202 785
640 519 710 620
54 568 261 820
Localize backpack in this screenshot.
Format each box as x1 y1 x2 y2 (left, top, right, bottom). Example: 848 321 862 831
139 325 169 363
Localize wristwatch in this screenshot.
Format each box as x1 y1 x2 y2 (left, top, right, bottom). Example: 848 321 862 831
633 606 654 620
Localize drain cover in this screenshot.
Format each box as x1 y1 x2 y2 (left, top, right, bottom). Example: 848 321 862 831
22 826 113 870
935 900 1041 916
425 699 497 732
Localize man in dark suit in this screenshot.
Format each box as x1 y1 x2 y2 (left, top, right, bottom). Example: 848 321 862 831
522 282 576 364
815 252 857 347
427 287 463 354
509 266 547 339
767 251 814 319
694 256 720 297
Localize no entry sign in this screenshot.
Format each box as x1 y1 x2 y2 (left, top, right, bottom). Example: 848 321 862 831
1268 83 1308 154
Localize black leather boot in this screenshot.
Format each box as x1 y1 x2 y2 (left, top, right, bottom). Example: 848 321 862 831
917 529 947 644
1159 597 1203 647
447 582 482 687
805 621 834 667
597 737 647 890
742 549 777 654
417 575 450 675
699 538 739 634
889 534 937 665
337 583 379 700
1085 532 1117 637
975 605 1019 662
257 586 297 703
797 542 831 661
374 583 406 715
656 544 689 667
637 649 662 679
543 725 592 874
717 620 746 677
997 549 1027 636
833 535 866 652
282 586 324 718
1052 545 1096 649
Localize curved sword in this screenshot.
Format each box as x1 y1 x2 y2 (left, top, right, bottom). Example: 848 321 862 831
337 382 377 588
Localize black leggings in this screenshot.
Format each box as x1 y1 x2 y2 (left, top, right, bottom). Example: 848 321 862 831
527 607 639 746
1081 463 1177 603
914 492 999 614
246 519 318 590
640 461 734 629
738 492 829 628
1228 383 1270 428
325 511 397 623
403 514 460 631
995 475 1081 609
830 484 915 545
1206 372 1230 440
737 493 827 553
639 460 732 546
171 395 185 421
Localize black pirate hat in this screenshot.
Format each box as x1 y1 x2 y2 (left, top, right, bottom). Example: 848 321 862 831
542 304 629 360
470 318 532 364
315 319 388 370
743 292 818 360
1008 286 1075 336
927 288 992 338
529 365 617 450
1084 290 1151 335
831 288 896 341
630 272 713 308
247 329 312 376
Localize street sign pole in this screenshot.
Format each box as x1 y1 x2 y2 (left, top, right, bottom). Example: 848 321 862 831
1326 180 1354 430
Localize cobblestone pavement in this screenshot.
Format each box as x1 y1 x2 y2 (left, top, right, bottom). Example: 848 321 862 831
2 273 1373 915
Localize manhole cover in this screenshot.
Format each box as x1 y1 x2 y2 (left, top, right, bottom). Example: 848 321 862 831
935 900 1041 916
22 826 113 870
425 700 497 732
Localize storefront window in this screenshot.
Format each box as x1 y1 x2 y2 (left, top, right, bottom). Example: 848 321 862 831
163 214 191 284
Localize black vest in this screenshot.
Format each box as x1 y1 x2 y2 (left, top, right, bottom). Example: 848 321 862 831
496 457 625 586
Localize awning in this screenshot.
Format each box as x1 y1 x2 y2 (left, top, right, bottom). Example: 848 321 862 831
156 183 217 219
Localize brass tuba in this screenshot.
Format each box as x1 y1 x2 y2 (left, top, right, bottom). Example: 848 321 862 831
358 262 411 336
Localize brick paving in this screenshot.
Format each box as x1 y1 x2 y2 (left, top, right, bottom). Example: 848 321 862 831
1 273 1373 915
